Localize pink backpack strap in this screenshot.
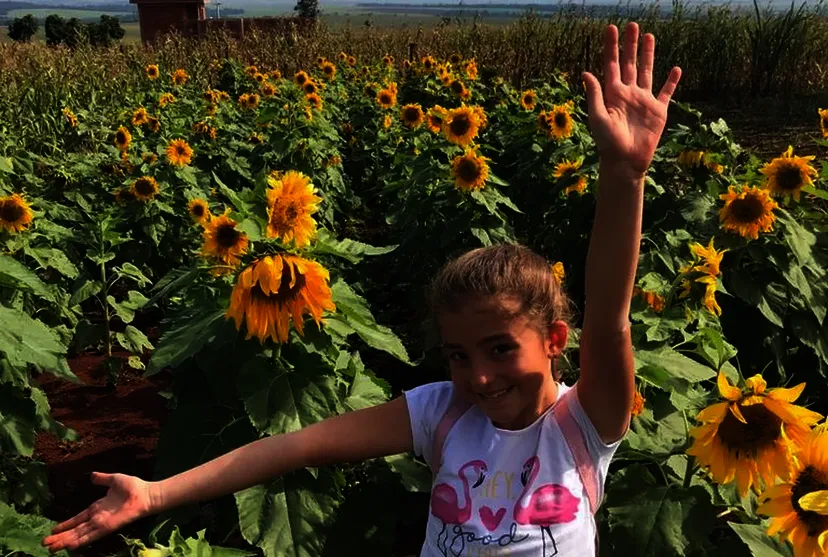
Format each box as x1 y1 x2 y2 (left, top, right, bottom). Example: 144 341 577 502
553 387 600 515
429 395 473 474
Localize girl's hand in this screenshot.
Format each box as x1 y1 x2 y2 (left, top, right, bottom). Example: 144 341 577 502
582 22 682 177
41 472 155 553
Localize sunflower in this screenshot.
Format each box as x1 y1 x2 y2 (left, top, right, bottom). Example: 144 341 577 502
421 55 436 72
147 116 160 133
62 107 77 127
249 132 264 144
819 108 828 139
719 185 778 240
158 93 176 107
172 69 189 86
451 149 489 191
631 390 646 418
687 371 823 498
188 198 210 224
265 170 322 248
520 90 537 111
270 69 282 80
226 254 336 344
636 288 665 313
239 93 261 110
305 93 323 111
146 64 159 79
449 79 469 99
565 176 588 195
383 54 394 66
203 89 220 103
464 59 478 80
553 158 582 178
551 261 565 285
689 237 727 277
472 106 488 129
401 104 424 128
142 152 157 164
0 194 34 233
382 114 393 129
338 51 348 62
547 103 574 140
130 176 160 202
245 65 259 77
113 126 132 151
376 87 397 109
253 72 267 84
758 424 828 557
261 83 277 97
347 55 356 67
760 145 818 202
321 61 336 79
449 53 462 65
294 70 309 86
426 105 446 134
201 212 248 266
442 105 481 146
166 139 193 167
677 150 706 168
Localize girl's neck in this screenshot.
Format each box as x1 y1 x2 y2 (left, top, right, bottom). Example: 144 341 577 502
502 376 559 430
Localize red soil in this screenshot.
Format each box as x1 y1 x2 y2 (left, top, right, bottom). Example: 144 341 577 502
33 351 173 557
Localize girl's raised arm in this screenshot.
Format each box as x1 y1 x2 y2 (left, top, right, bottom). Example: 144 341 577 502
42 396 413 553
577 22 682 443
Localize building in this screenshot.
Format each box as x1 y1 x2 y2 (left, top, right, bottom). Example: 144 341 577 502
129 0 208 43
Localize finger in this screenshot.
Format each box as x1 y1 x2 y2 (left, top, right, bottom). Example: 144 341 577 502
603 24 620 85
582 71 609 123
657 66 682 105
620 21 639 85
638 33 655 92
49 507 91 535
91 471 113 487
67 521 107 551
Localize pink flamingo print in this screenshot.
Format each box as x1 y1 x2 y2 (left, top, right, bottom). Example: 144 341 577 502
430 459 487 555
513 456 580 557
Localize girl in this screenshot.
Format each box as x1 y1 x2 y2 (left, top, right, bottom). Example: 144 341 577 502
42 22 681 556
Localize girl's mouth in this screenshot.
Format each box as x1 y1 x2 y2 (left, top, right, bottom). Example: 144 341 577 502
478 386 514 400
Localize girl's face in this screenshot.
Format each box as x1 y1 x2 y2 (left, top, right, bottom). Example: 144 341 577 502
438 295 568 430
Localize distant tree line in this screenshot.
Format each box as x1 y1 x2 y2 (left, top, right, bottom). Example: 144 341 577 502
6 13 125 47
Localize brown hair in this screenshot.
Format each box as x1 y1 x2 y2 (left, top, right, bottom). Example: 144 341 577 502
428 244 574 372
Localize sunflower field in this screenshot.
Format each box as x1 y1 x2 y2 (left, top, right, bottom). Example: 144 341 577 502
1 34 828 557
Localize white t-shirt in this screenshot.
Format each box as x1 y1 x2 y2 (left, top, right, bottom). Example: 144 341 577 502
404 381 620 557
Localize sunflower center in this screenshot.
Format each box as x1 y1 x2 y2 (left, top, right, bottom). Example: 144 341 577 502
216 223 241 248
730 193 766 223
523 94 534 104
379 92 391 104
716 402 782 456
776 164 803 191
450 81 464 94
251 261 307 304
176 145 187 156
191 204 205 217
404 107 420 122
457 158 481 183
116 132 128 144
554 112 569 128
822 116 828 128
0 200 23 222
135 178 155 196
450 115 471 137
791 465 828 536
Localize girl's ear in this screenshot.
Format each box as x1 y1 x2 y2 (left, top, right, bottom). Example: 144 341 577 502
547 320 569 357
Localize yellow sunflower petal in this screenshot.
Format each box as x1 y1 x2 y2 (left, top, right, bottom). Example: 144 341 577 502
718 370 742 401
768 382 806 403
798 490 828 515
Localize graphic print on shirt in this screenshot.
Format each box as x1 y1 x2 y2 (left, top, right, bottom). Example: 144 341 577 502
430 456 579 557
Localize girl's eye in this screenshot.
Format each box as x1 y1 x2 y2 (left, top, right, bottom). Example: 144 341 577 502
447 351 467 362
492 343 516 356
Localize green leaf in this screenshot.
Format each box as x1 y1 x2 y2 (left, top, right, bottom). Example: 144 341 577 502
709 118 730 137
329 280 410 364
679 192 714 224
69 279 102 307
607 466 716 556
30 387 78 443
309 229 396 264
635 347 716 383
0 306 74 379
116 263 152 287
116 325 154 354
107 290 149 324
384 454 432 493
0 255 55 302
729 522 793 557
727 271 786 328
0 383 37 456
236 353 340 436
778 209 817 268
146 309 233 376
23 247 79 280
0 501 66 557
235 469 341 557
162 526 256 557
344 369 388 411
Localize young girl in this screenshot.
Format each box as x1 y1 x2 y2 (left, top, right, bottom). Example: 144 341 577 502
42 22 681 557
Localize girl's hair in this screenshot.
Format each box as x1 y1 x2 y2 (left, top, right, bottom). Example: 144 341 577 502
428 243 573 346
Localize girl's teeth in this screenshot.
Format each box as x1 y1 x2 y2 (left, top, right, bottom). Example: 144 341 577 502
482 388 509 399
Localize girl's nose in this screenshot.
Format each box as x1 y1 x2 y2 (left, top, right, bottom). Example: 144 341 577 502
468 364 497 390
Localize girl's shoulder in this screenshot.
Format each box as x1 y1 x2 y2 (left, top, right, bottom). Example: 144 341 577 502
403 381 458 465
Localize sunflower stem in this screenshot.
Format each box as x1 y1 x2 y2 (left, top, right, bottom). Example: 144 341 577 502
683 455 696 488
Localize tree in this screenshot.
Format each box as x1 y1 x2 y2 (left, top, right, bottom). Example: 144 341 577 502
294 0 320 19
62 18 88 48
44 14 66 46
88 15 125 47
7 14 38 43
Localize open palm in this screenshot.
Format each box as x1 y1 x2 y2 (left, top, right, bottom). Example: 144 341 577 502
42 472 153 553
582 22 682 176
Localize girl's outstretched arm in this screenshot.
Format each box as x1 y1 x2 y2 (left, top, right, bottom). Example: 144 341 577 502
577 22 682 443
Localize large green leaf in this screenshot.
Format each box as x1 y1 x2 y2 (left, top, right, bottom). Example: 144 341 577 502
0 383 37 456
146 309 233 376
235 469 342 557
606 466 716 556
309 230 396 264
729 522 793 557
23 247 79 280
634 347 716 383
343 369 388 411
329 280 410 364
0 255 55 303
0 306 74 379
236 353 340 436
162 527 256 557
107 290 149 324
0 501 66 557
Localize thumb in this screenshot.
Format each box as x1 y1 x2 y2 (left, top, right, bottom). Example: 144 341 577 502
91 472 114 487
581 72 607 123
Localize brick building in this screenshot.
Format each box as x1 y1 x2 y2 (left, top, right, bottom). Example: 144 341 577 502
129 0 208 43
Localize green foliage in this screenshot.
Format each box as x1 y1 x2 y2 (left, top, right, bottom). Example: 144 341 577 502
7 14 38 43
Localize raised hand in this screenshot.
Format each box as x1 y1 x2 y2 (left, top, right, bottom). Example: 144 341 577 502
42 472 155 553
582 22 682 177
